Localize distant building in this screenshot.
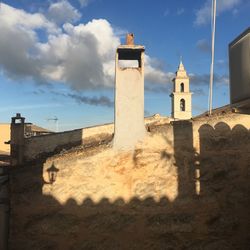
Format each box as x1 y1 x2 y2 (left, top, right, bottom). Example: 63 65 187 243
0 124 10 154
24 123 54 137
229 27 250 110
170 60 192 120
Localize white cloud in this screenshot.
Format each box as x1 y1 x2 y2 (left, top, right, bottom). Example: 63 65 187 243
177 8 185 15
0 3 58 33
0 3 59 81
36 19 120 89
47 0 81 25
78 0 92 7
190 73 229 86
194 0 242 26
0 3 171 90
145 56 175 84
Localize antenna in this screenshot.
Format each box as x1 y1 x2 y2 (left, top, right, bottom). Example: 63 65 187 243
208 0 217 116
46 116 59 132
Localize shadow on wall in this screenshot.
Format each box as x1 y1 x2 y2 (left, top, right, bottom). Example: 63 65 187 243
0 167 9 250
8 121 250 250
173 121 197 198
199 122 250 195
0 154 10 167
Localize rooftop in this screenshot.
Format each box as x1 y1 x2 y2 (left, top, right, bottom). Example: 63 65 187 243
229 27 250 47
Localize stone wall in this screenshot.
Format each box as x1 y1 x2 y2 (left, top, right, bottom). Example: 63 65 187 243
9 113 250 249
23 129 84 161
192 112 250 151
22 123 114 162
20 116 169 162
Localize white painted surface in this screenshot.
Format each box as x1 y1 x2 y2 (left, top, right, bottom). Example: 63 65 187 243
113 47 146 150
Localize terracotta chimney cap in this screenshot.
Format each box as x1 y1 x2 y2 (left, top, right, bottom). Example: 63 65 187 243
126 33 134 45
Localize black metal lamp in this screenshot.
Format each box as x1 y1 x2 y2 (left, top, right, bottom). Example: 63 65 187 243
47 163 59 184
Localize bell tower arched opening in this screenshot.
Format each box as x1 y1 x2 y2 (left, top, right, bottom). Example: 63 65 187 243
180 83 184 92
180 99 185 111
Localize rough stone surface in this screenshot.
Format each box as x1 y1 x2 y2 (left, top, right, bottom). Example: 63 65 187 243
20 115 169 162
9 112 250 249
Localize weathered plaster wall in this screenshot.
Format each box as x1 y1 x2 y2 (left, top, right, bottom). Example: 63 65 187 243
0 124 10 154
114 68 145 149
113 48 146 150
9 113 250 249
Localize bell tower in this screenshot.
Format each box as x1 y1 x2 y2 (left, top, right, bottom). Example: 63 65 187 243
170 60 192 120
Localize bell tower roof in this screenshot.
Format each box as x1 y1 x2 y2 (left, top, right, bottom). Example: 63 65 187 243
176 58 188 78
178 60 185 71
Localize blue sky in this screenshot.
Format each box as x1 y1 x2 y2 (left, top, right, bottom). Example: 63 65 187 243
0 0 249 131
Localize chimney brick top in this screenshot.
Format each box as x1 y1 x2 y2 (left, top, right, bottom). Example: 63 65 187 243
126 33 134 45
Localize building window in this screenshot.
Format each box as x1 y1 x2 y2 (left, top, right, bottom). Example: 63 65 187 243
180 99 185 111
180 83 184 92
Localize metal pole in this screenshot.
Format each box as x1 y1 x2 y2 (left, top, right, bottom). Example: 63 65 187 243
209 0 216 115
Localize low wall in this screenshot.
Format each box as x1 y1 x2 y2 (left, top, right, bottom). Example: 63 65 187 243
24 129 84 161
23 123 115 162
192 113 250 151
82 123 114 144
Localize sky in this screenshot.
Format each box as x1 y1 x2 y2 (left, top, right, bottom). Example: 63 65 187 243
0 0 249 131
